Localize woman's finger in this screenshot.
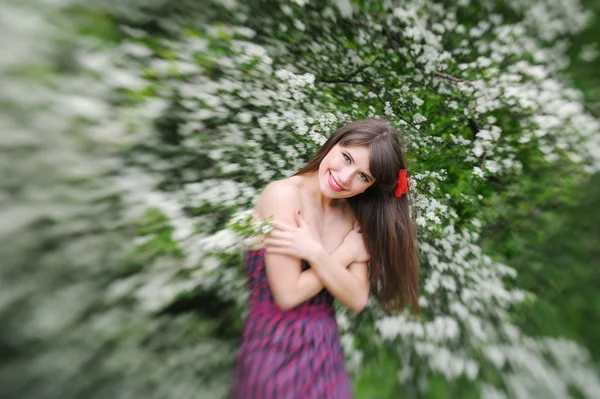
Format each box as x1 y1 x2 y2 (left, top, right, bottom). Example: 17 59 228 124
265 246 291 255
272 220 294 232
263 237 289 248
268 229 292 240
294 209 307 228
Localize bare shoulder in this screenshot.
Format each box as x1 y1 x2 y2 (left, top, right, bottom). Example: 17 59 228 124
255 178 302 219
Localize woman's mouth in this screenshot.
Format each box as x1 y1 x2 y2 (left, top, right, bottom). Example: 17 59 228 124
328 171 345 192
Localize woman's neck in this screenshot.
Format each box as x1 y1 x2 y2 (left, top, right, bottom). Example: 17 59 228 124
297 171 337 211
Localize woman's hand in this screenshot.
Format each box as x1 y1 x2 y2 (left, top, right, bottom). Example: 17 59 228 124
343 221 370 263
263 210 323 262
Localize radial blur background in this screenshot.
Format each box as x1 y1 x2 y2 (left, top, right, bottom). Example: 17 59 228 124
1 0 599 398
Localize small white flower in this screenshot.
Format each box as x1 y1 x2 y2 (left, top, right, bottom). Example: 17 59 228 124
413 113 427 123
412 95 424 107
484 160 501 173
473 166 485 178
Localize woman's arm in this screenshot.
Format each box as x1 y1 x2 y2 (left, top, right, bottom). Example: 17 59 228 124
264 210 370 313
255 181 362 311
280 242 358 307
308 252 369 313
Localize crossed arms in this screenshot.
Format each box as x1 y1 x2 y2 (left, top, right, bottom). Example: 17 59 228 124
255 181 370 313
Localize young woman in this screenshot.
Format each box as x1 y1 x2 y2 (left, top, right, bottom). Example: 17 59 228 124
233 119 419 398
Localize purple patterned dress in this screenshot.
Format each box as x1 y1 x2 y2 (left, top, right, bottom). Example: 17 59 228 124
233 248 353 399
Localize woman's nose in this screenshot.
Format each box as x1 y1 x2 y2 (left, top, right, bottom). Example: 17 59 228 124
339 168 354 184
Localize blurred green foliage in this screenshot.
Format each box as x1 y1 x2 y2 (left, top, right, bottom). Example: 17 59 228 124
1 0 599 398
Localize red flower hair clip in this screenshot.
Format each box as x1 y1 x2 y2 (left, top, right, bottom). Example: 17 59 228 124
394 169 409 198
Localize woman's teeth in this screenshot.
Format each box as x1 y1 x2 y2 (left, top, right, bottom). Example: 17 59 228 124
329 172 343 191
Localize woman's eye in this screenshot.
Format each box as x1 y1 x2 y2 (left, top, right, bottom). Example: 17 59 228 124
359 173 368 182
342 153 351 163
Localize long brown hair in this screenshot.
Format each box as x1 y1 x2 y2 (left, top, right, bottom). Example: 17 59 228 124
296 119 420 313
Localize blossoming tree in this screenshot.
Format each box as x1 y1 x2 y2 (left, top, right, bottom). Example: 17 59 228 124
1 0 599 398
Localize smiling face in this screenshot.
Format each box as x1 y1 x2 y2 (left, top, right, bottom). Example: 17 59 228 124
318 144 376 198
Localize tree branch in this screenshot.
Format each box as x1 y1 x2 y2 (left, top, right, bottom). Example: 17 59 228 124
319 77 418 129
382 22 472 86
381 23 408 63
434 71 473 85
